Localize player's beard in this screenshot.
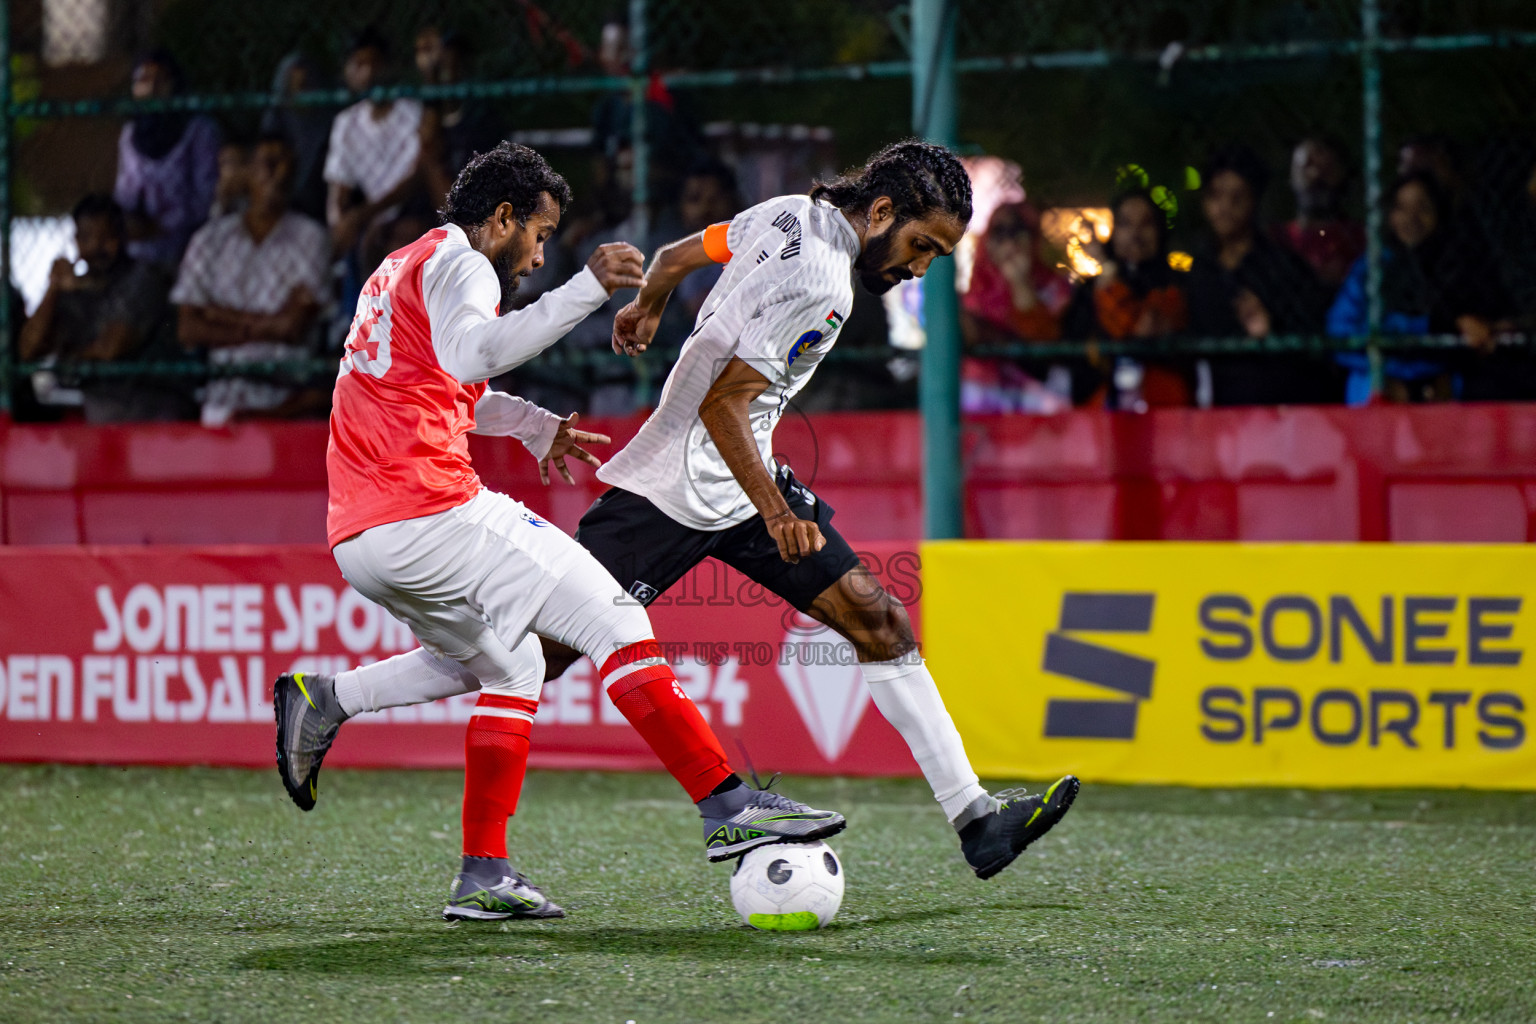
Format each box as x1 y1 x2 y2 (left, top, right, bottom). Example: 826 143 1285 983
853 227 911 295
493 242 525 311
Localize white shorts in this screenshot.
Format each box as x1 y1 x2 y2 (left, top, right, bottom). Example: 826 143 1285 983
333 488 652 685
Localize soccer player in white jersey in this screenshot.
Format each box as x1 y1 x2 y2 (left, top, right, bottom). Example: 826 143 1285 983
464 141 1079 881
273 143 844 921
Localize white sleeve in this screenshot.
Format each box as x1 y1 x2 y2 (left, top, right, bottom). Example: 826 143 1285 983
422 248 611 384
470 389 563 459
735 279 831 371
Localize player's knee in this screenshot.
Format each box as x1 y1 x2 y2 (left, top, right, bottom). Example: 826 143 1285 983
854 596 916 662
822 574 915 662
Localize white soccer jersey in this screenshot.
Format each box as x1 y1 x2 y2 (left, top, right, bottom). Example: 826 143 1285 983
598 195 858 530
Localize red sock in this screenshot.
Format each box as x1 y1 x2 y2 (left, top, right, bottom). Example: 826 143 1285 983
602 640 734 802
461 693 537 859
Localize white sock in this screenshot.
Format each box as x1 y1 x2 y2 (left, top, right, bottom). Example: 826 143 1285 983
334 648 480 717
861 657 992 827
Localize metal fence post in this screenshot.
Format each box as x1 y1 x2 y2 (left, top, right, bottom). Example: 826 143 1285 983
0 0 11 417
1362 0 1384 398
628 0 650 242
913 0 962 540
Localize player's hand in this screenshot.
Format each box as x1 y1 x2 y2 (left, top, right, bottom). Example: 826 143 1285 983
764 511 825 564
588 242 647 296
540 412 610 486
612 299 662 356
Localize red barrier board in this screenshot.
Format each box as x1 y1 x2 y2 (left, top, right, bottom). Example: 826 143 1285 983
0 544 921 776
8 404 1536 545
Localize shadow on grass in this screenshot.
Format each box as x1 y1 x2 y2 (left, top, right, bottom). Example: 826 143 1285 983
235 909 1011 975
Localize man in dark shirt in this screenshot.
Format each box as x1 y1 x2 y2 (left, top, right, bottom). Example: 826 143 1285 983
1275 136 1365 291
17 194 188 422
1186 145 1335 405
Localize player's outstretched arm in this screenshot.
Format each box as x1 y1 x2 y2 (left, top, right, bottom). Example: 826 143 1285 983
431 243 645 384
613 231 719 356
698 356 826 564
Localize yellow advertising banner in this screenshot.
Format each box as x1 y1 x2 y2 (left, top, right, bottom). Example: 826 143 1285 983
922 542 1536 788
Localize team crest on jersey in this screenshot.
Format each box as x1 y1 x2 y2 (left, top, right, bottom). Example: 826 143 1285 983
786 330 823 368
520 510 550 528
785 309 844 369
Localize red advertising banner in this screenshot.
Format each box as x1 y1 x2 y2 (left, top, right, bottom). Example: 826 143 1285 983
0 544 921 777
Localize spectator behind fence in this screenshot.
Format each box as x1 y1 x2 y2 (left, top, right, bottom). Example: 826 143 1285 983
261 52 331 222
1497 155 1536 326
17 194 190 422
417 29 504 209
1063 189 1191 407
173 134 331 428
1327 172 1512 405
590 18 701 206
325 27 424 256
1186 143 1333 405
210 139 250 219
671 157 743 323
113 50 221 270
555 172 685 415
1276 135 1365 290
958 201 1074 413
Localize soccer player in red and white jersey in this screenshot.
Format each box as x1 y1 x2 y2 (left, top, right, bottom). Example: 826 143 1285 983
273 143 844 921
462 141 1079 883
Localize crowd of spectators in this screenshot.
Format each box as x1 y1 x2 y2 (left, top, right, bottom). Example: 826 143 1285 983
11 24 1536 424
964 135 1536 412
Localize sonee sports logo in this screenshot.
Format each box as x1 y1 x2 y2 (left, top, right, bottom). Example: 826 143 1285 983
1041 592 1156 740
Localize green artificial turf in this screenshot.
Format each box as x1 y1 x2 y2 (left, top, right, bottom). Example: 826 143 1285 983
2 765 1534 1022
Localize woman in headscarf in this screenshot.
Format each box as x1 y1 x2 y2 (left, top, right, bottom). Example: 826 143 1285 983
959 201 1075 413
1063 188 1191 406
112 49 221 269
1327 171 1512 404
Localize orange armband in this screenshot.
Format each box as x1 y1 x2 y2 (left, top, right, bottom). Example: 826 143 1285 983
702 222 733 264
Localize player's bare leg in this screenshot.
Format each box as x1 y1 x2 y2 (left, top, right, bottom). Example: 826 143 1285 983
804 564 1080 879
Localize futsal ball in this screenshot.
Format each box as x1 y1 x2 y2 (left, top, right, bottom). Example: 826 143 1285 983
730 841 844 930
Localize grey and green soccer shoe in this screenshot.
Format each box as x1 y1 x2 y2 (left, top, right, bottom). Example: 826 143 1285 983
443 859 565 921
273 672 346 812
960 775 1081 880
697 786 846 863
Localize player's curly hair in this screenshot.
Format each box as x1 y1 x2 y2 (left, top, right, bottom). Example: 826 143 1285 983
441 141 573 228
809 139 972 226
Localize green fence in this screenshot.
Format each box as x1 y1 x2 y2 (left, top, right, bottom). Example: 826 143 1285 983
4 0 1536 535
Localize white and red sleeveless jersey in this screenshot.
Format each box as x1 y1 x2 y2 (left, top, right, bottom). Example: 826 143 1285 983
325 223 610 547
327 228 483 546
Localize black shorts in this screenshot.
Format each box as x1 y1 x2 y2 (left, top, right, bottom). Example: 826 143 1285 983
575 467 862 613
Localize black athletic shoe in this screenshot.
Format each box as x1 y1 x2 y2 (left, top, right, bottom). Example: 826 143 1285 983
273 672 344 811
960 775 1080 880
